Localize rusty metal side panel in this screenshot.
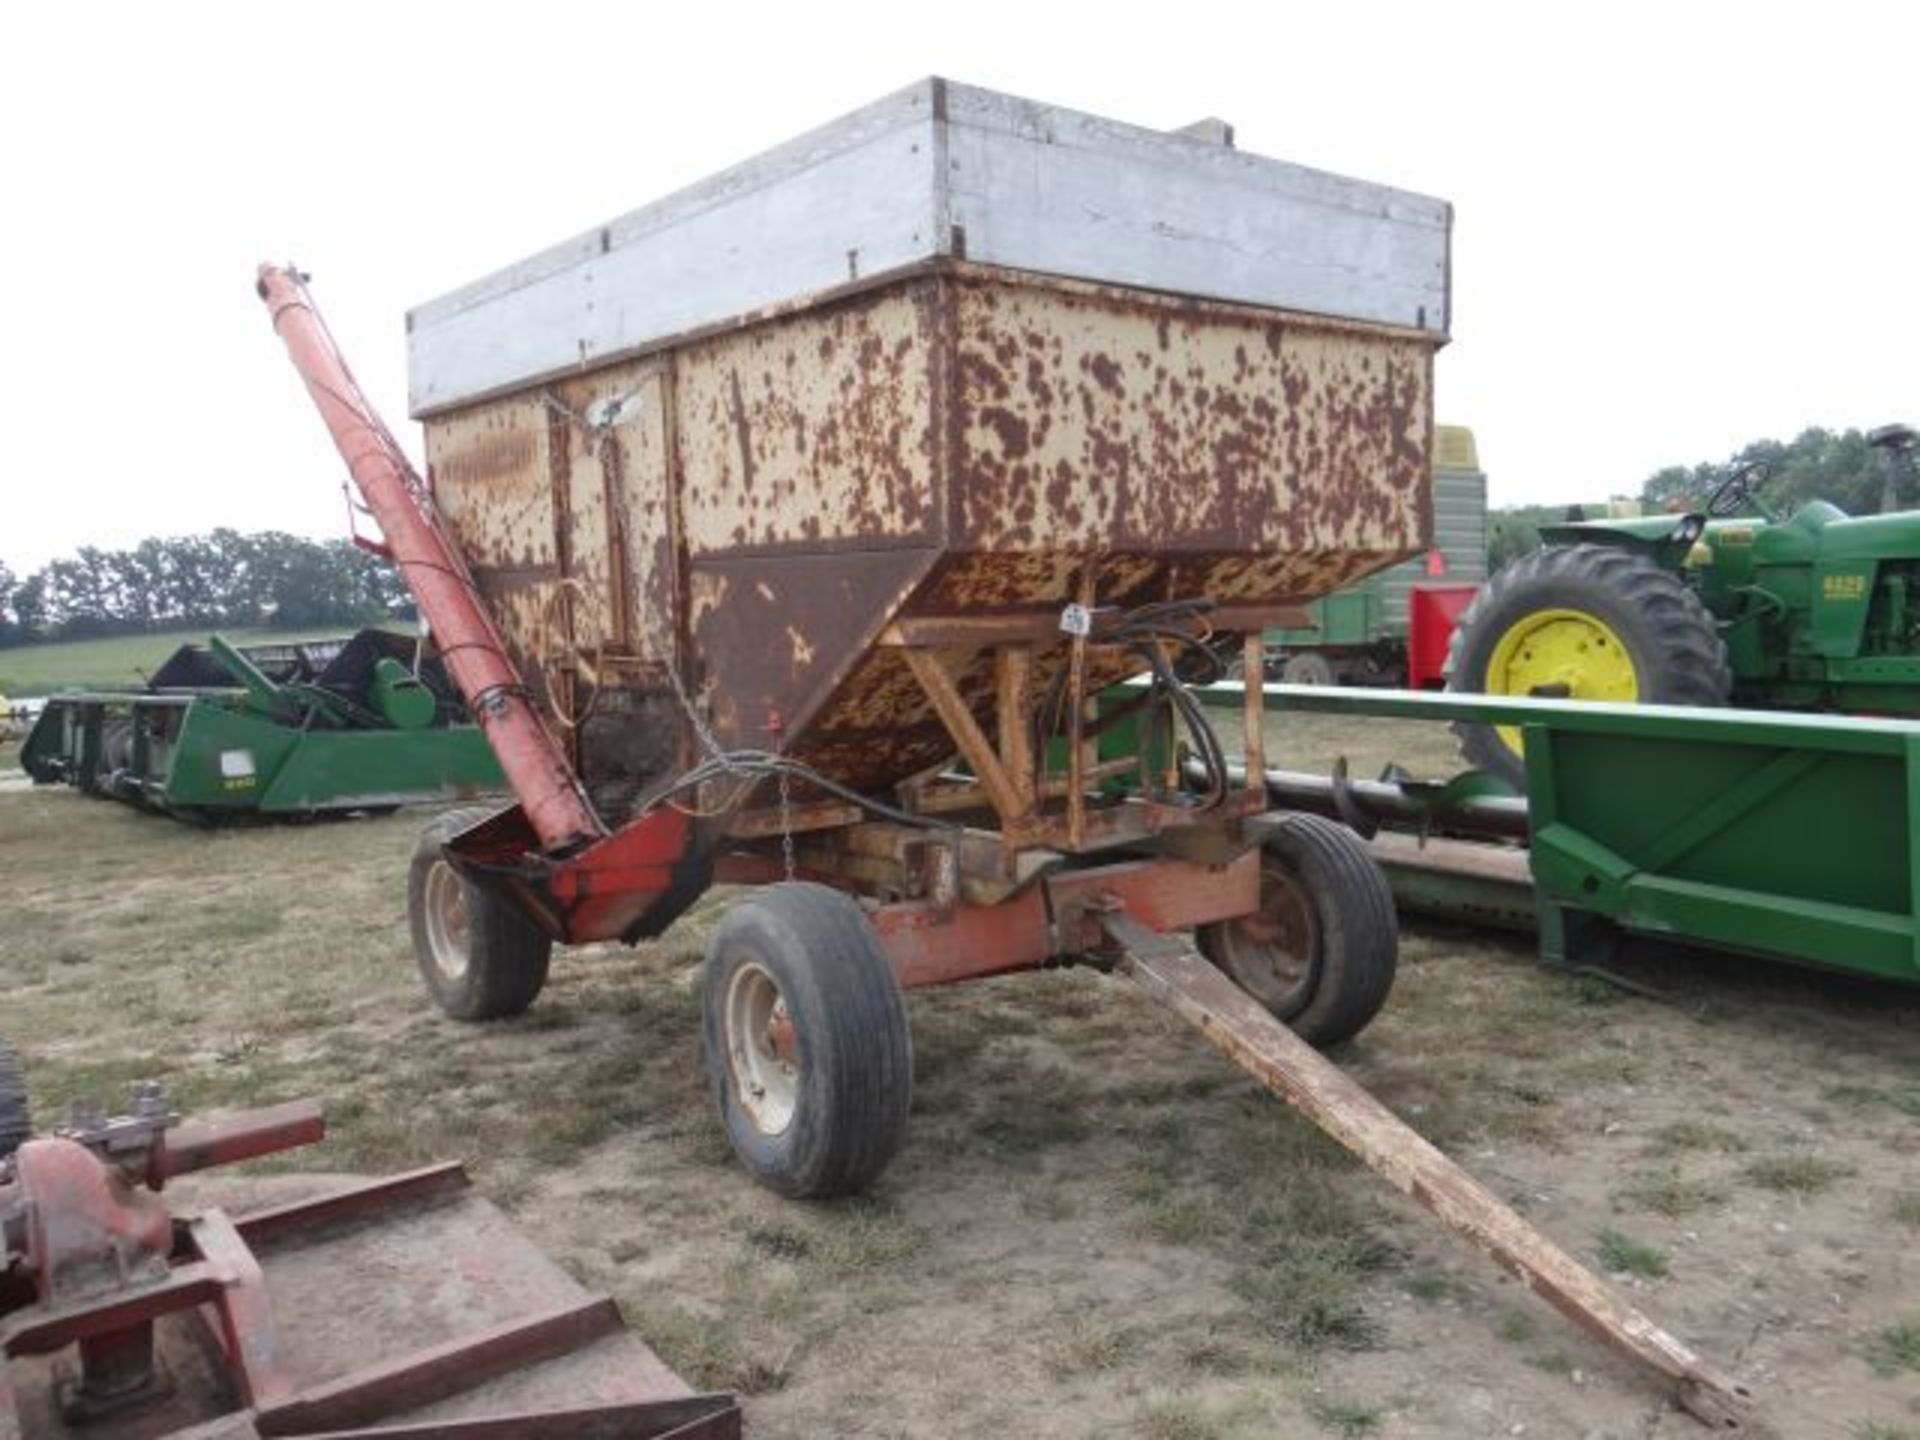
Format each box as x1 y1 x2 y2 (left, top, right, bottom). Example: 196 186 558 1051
541 362 676 662
540 362 686 819
674 280 948 752
420 267 1439 803
424 397 561 698
424 365 688 817
426 396 559 571
686 553 936 753
947 276 1432 562
785 647 959 793
674 281 943 555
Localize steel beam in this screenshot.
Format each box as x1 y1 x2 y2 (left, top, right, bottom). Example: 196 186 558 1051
291 1393 744 1439
161 1100 326 1181
232 1165 472 1248
254 1298 625 1437
869 851 1259 987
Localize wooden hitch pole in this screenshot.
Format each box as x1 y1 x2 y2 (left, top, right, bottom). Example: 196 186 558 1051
1104 914 1760 1434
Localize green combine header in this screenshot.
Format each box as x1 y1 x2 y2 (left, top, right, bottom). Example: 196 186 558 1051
20 629 503 822
1191 677 1920 988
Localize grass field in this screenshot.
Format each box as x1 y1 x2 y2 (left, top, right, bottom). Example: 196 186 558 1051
0 625 408 697
4 714 1919 1437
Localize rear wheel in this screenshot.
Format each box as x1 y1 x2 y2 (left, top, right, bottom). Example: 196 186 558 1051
703 883 912 1198
0 1037 30 1160
1197 813 1398 1046
407 807 553 1021
1280 651 1337 686
1445 544 1732 789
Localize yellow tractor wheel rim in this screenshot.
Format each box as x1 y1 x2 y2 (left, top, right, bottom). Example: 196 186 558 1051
1484 608 1639 756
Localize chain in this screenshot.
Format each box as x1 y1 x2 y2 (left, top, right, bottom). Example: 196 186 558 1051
544 392 730 758
778 764 796 881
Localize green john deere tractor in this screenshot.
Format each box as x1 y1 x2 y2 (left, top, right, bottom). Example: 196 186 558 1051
1448 423 1920 786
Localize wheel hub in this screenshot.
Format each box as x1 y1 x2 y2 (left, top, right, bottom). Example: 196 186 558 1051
724 960 799 1136
1207 860 1318 1016
421 862 472 982
1485 607 1638 757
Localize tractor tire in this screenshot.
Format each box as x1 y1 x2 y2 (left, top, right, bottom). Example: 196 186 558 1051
703 883 912 1199
1445 544 1732 790
408 806 553 1021
0 1037 30 1160
1280 651 1337 686
1196 813 1398 1047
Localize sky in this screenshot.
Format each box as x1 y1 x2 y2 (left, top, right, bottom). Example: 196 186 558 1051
3 1 1913 572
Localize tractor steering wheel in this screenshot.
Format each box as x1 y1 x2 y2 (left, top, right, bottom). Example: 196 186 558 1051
1704 461 1769 518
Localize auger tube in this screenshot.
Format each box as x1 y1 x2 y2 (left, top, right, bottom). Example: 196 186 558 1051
255 264 603 853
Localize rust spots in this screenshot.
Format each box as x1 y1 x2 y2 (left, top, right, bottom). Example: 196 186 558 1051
678 282 938 552
726 370 756 495
1086 353 1124 396
978 406 1030 459
437 432 538 488
946 273 1429 565
688 549 936 759
424 397 561 572
961 349 1010 401
1024 356 1053 408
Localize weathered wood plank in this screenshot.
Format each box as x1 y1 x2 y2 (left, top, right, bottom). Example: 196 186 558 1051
1110 917 1760 1434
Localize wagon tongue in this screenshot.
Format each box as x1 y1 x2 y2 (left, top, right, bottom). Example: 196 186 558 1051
1106 914 1761 1434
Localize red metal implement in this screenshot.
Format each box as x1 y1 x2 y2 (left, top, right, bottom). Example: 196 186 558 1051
254 265 602 855
0 1095 737 1437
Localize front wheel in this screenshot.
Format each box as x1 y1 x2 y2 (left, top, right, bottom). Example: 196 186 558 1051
1196 813 1398 1047
407 807 553 1021
703 883 912 1198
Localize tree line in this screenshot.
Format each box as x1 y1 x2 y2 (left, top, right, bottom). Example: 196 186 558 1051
0 530 411 648
1489 425 1914 568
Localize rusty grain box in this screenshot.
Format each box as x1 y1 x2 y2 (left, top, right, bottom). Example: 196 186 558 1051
408 79 1453 812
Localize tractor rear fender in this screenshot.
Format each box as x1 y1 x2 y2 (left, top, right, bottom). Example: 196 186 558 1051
1538 514 1705 570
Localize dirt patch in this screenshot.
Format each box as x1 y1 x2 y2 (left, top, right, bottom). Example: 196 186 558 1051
2 731 1918 1438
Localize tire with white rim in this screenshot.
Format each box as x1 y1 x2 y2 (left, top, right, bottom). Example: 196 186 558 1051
1195 812 1398 1047
702 882 912 1198
407 806 553 1021
1280 650 1337 686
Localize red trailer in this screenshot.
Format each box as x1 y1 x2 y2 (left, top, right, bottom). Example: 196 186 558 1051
256 80 1755 1429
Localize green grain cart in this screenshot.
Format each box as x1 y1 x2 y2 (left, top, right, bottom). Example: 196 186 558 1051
20 629 503 821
